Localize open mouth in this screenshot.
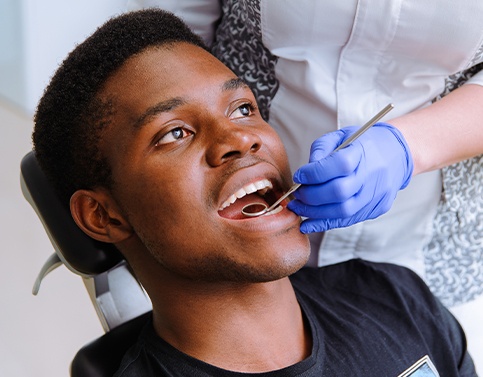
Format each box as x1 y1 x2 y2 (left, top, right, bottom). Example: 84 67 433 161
218 179 280 220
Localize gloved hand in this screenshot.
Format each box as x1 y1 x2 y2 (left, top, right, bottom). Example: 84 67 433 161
287 122 414 233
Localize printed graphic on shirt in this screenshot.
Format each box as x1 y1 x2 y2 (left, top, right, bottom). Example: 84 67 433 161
397 355 440 377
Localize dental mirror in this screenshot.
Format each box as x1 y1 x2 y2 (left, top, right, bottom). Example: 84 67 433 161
241 103 395 218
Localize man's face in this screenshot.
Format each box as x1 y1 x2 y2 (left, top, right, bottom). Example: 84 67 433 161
99 43 309 283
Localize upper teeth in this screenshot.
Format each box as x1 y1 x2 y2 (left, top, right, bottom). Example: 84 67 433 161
219 179 273 210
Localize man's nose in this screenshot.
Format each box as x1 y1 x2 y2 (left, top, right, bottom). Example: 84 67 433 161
205 122 263 167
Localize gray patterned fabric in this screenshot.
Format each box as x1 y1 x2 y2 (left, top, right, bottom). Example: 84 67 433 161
211 0 279 121
424 62 483 307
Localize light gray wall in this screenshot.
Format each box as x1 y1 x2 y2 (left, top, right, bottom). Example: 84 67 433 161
0 0 26 109
0 2 130 376
0 0 128 115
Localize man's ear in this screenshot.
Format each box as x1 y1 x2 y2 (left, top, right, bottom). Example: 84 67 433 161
70 189 133 244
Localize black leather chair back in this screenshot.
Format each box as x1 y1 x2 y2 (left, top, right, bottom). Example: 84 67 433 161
21 151 150 376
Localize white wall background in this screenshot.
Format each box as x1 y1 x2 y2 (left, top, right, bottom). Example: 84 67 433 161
0 0 128 114
0 1 130 376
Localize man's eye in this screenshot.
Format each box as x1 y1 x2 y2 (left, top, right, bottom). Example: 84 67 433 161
230 103 255 119
155 127 192 146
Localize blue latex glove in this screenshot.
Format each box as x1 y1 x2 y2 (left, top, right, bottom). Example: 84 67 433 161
287 122 414 233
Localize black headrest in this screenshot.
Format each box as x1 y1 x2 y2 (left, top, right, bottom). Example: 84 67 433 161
20 151 123 275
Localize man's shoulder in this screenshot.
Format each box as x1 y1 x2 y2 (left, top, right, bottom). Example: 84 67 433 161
290 259 436 309
290 259 476 375
113 320 170 377
291 258 425 288
113 329 148 377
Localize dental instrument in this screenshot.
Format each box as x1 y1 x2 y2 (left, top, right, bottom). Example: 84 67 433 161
241 103 395 217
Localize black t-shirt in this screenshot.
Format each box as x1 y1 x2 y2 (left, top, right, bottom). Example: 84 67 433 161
114 260 476 376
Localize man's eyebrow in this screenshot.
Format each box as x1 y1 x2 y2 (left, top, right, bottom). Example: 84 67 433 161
133 97 185 129
222 77 249 92
132 78 247 129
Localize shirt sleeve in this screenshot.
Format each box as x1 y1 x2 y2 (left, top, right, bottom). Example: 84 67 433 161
464 43 483 86
466 66 483 86
435 298 477 375
125 0 222 46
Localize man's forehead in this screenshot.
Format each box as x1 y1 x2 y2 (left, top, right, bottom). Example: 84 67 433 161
98 44 253 133
101 43 247 103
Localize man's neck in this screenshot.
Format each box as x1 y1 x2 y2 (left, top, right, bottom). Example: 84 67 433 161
151 277 312 373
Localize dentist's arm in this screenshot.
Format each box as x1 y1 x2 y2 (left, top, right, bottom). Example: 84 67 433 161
288 83 483 233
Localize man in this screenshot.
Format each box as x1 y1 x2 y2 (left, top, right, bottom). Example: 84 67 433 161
32 9 476 376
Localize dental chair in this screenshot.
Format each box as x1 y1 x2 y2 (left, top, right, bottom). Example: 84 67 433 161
20 151 152 377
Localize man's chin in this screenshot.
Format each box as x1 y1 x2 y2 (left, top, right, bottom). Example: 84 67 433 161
243 235 311 282
191 245 310 284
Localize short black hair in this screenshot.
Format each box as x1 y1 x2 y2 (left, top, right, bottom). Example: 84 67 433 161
33 9 207 204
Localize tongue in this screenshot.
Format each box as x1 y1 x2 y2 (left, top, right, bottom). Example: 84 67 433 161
218 193 269 220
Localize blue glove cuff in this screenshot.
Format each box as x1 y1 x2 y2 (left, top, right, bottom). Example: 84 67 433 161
374 122 414 190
